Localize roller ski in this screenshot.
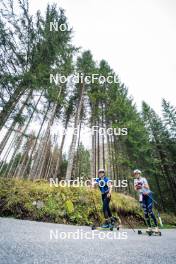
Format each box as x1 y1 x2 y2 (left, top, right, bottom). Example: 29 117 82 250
138 227 162 236
91 216 120 231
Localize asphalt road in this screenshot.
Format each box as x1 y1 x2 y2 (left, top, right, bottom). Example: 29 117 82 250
0 217 176 264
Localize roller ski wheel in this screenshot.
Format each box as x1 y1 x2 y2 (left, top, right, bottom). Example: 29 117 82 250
91 225 96 230
138 230 142 235
146 230 162 236
111 216 120 231
147 231 152 236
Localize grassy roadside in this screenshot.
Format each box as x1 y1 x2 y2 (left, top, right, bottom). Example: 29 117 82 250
0 178 176 228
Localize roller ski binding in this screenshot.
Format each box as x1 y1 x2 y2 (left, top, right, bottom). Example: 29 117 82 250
91 216 120 231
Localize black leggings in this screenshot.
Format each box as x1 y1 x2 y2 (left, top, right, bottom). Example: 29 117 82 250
142 193 158 227
102 193 112 219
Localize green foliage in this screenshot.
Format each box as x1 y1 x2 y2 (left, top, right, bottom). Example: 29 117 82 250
74 143 91 179
0 0 176 218
65 200 74 214
142 101 176 213
162 99 176 137
0 178 145 226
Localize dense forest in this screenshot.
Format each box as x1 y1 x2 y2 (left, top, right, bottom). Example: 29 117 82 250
0 0 176 214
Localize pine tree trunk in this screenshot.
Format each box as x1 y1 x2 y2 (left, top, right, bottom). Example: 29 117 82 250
65 83 85 180
0 132 18 175
20 103 50 179
101 103 105 169
37 88 62 179
7 92 43 178
53 116 70 179
94 121 97 178
106 133 112 179
0 86 26 131
91 123 95 179
97 117 100 171
74 121 82 179
0 91 32 156
110 134 116 180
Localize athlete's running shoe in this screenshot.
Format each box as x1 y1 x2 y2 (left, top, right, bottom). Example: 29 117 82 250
101 223 110 228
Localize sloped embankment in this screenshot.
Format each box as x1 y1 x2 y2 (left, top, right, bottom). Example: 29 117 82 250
0 178 175 227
